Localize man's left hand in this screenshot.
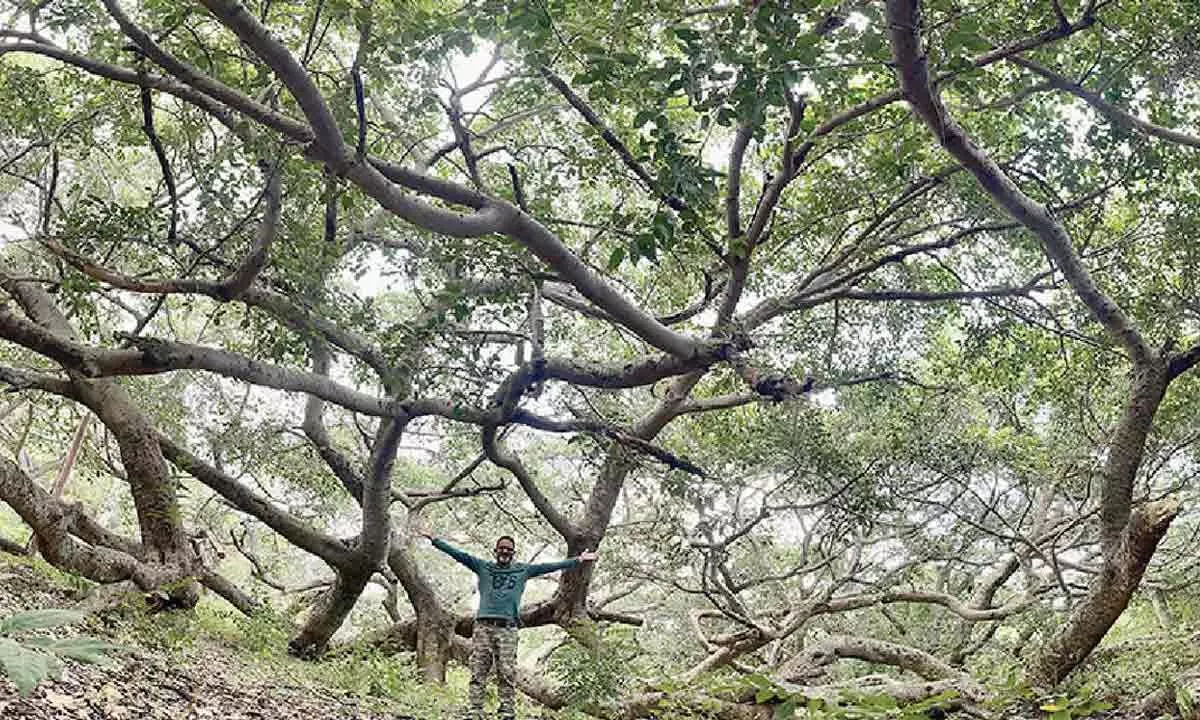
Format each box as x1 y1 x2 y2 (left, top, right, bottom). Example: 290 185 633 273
579 551 598 562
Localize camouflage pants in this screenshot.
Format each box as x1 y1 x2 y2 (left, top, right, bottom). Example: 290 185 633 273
467 622 518 720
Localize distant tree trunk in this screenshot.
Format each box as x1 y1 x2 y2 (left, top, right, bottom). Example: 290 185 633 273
1148 588 1176 630
947 485 1054 666
390 546 454 680
50 415 91 499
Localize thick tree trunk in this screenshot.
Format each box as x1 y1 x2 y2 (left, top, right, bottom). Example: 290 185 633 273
0 455 180 588
289 569 373 655
1095 362 1169 555
1027 360 1171 685
78 383 190 558
884 7 1183 684
553 374 702 618
389 546 455 681
0 273 199 605
1029 498 1178 686
288 418 404 655
414 609 454 681
74 380 200 607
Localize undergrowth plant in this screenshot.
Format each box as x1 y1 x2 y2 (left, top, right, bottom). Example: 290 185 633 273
0 609 120 696
549 624 638 709
742 673 960 720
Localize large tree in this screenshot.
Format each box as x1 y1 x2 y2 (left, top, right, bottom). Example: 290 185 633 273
1 0 1199 714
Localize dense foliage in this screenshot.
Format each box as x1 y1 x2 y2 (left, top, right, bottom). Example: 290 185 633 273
1 0 1199 716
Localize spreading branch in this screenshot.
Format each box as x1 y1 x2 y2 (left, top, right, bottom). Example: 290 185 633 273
886 0 1151 365
1011 56 1200 149
539 67 685 213
217 163 284 299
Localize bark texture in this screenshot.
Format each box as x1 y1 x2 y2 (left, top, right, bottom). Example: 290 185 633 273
1029 498 1180 685
0 455 181 589
0 273 200 605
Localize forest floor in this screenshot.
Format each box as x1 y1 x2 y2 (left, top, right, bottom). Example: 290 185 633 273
0 554 459 719
1 552 1194 720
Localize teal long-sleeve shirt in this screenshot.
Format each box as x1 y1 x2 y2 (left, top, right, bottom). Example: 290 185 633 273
432 538 580 621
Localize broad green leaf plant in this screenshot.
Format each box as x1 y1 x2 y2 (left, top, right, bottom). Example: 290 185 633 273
0 609 120 696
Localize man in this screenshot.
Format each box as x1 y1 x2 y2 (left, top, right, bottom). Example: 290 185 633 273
418 528 598 720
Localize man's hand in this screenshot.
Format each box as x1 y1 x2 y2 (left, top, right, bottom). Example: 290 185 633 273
410 519 434 540
578 550 598 562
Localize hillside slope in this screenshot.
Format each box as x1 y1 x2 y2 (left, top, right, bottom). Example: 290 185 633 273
0 555 441 720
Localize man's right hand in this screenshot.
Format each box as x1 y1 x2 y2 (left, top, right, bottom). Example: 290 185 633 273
410 519 434 540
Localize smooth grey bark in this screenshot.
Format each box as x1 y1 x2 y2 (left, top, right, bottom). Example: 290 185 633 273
885 0 1188 685
289 418 405 655
0 455 179 589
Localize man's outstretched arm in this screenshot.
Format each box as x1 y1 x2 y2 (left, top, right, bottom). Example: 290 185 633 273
419 527 482 572
526 550 598 577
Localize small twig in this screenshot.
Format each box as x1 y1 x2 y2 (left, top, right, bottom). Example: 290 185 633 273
352 66 366 159
138 85 179 243
300 0 326 64
351 2 372 160
539 66 685 212
507 163 527 211
41 146 59 236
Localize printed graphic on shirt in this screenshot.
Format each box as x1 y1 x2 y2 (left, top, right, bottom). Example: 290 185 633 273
491 572 519 591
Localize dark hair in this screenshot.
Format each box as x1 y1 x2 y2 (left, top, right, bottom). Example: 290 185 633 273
495 535 516 549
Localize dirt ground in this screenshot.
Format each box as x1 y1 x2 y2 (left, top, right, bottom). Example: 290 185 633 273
0 558 419 720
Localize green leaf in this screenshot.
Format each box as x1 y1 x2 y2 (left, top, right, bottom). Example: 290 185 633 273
773 697 798 719
755 688 775 703
0 638 58 696
44 637 121 664
1176 686 1195 716
634 232 657 261
607 246 626 269
633 109 657 129
744 673 773 689
0 610 84 634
